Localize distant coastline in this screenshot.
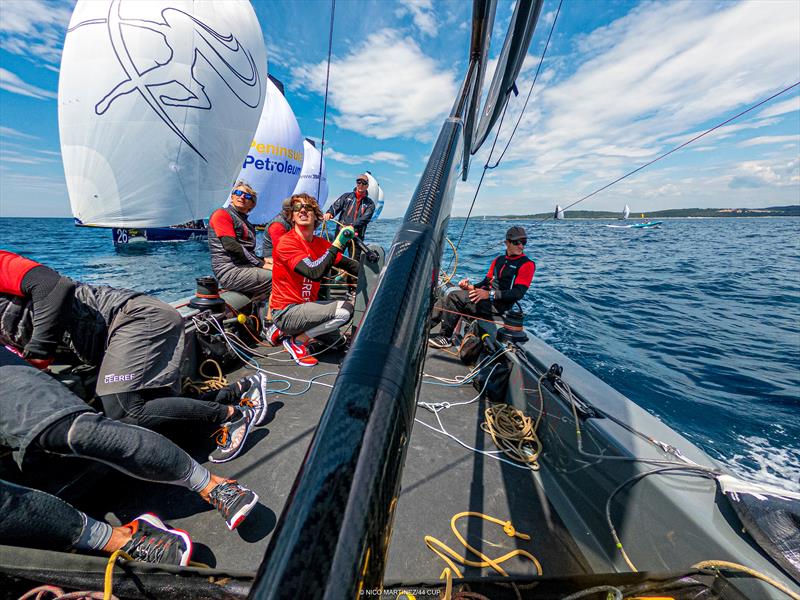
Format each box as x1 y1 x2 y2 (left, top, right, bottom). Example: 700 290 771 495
2 205 799 221
485 204 800 220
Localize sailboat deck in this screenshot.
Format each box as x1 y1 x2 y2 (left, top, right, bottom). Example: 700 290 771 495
26 343 589 582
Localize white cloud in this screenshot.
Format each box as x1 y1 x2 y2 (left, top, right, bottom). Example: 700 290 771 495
0 69 57 99
0 0 74 66
0 148 55 165
0 126 38 140
474 0 800 211
325 146 408 167
729 158 799 188
395 0 437 37
757 95 800 119
292 29 458 140
739 135 800 147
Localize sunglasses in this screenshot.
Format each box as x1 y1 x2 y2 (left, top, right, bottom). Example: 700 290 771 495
356 179 368 185
232 189 256 201
292 202 316 212
507 239 526 246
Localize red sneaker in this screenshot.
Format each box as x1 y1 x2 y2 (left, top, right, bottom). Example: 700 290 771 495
266 324 285 346
282 337 318 367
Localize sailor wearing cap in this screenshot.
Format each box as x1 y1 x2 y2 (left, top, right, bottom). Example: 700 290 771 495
429 226 535 349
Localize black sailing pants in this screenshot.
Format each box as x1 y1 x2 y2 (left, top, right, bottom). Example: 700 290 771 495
440 289 493 338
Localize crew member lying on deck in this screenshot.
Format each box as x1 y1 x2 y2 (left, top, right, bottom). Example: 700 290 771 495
429 226 535 349
0 347 259 532
267 193 360 367
0 250 268 463
208 180 271 298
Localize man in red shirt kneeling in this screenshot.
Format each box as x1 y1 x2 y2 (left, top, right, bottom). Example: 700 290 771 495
268 194 359 367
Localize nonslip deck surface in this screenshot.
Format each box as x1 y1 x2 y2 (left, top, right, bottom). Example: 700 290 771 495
38 342 589 581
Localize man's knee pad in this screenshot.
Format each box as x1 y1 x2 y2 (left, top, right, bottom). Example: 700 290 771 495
67 413 184 478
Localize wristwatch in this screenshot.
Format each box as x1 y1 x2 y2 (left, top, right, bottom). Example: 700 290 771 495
489 290 496 302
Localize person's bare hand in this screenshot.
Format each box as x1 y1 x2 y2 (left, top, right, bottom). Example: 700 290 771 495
458 278 471 290
468 288 489 302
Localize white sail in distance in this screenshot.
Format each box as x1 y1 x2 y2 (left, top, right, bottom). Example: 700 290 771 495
365 172 384 220
623 204 631 219
374 186 385 219
292 139 328 208
236 77 303 224
59 0 266 228
555 204 565 220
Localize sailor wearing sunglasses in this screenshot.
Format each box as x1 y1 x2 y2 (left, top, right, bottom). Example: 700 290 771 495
428 226 535 349
323 174 376 244
208 181 272 297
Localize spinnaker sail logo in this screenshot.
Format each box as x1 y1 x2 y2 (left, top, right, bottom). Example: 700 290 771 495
67 0 262 162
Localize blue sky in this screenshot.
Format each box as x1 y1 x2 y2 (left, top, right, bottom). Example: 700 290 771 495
0 0 798 219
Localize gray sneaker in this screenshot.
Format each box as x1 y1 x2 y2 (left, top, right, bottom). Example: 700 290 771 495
209 408 253 463
238 373 268 426
428 334 453 349
208 480 259 530
120 513 193 566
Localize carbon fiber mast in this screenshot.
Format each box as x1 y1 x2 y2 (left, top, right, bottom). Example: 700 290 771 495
249 2 543 597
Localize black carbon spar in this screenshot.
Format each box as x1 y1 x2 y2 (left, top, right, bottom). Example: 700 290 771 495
249 2 543 598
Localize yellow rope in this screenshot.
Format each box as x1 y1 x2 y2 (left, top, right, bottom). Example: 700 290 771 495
439 237 459 286
182 359 228 395
692 560 800 600
424 512 542 598
481 404 542 470
103 549 132 600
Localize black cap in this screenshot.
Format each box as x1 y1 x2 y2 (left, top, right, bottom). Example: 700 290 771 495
506 226 527 241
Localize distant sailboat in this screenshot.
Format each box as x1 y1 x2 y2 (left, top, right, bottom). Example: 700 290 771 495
622 204 630 220
554 204 565 220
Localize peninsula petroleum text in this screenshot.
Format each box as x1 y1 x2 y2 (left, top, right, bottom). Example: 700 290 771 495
243 140 303 175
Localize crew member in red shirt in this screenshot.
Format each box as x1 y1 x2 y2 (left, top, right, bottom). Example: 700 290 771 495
261 196 293 260
429 226 536 349
268 194 359 366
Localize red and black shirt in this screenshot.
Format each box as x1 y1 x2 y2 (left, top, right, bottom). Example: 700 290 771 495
475 253 535 312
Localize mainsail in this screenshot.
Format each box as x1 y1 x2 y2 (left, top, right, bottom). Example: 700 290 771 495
555 204 565 220
365 172 385 220
59 0 266 227
236 76 303 224
292 138 328 208
623 204 630 219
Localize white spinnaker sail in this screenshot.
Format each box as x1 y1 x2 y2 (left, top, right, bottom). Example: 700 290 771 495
623 204 630 219
365 172 384 220
292 139 328 207
236 78 303 224
59 0 266 228
555 204 565 220
374 186 385 219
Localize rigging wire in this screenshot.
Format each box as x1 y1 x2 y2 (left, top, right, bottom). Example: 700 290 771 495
530 79 800 226
450 0 563 259
471 78 800 258
316 0 336 202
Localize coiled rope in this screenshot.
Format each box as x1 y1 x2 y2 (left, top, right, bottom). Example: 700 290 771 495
482 403 542 470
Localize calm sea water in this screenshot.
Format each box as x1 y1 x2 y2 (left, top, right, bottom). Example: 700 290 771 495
1 216 798 490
